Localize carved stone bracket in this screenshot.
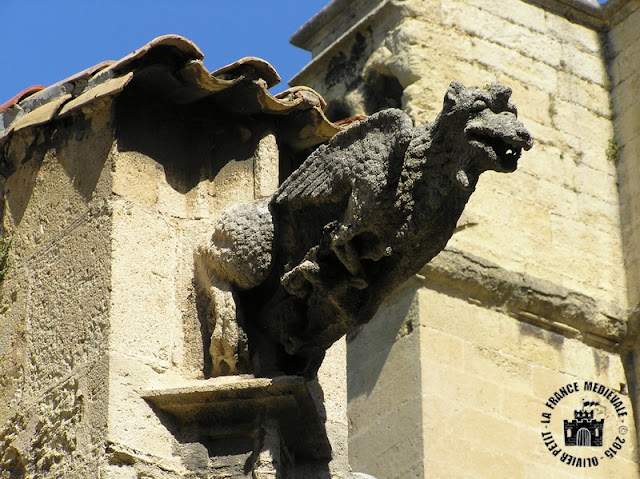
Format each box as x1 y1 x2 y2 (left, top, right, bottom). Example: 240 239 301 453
142 375 331 463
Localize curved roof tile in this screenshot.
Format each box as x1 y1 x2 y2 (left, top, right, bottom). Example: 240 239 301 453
0 35 345 152
0 86 46 113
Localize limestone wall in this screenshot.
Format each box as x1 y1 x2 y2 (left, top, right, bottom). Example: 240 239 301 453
0 67 352 476
609 0 640 307
347 254 639 478
0 101 114 476
415 286 637 478
595 1 640 470
103 94 262 476
347 284 423 477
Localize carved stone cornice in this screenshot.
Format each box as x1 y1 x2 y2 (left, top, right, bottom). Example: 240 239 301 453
417 247 630 349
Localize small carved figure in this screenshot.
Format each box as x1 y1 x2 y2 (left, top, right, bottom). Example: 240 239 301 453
198 82 532 377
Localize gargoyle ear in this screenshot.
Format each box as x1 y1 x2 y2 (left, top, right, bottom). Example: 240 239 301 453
488 83 512 108
443 81 465 111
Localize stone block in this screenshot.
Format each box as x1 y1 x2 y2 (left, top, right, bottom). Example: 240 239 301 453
460 408 521 452
531 364 581 399
366 434 424 479
110 201 181 368
440 364 503 415
549 214 622 270
500 390 544 429
552 97 613 146
253 131 279 199
419 326 465 367
348 341 421 404
574 162 618 202
349 362 421 429
442 1 562 67
560 42 609 86
557 71 612 118
418 290 521 357
468 37 558 93
464 0 547 33
508 83 552 126
616 100 640 147
520 142 571 186
610 5 640 54
346 287 420 382
521 117 570 153
107 354 181 465
575 193 622 238
545 11 604 54
349 395 422 469
317 338 350 475
112 150 159 207
470 185 554 243
612 72 640 120
463 344 533 394
612 34 640 86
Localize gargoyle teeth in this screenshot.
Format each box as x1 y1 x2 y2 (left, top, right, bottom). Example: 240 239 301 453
456 169 470 188
482 136 522 171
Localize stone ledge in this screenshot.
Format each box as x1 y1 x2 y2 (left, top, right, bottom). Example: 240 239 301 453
417 247 627 347
142 375 332 460
290 0 383 51
290 0 631 58
522 0 606 29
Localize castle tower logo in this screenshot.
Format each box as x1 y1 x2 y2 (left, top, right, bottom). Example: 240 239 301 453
564 400 604 447
539 381 630 469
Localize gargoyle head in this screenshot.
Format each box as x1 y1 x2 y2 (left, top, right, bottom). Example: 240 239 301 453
441 81 533 176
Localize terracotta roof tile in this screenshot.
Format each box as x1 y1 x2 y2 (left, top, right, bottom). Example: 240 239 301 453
58 73 133 117
89 34 204 87
5 94 72 135
0 34 348 152
211 56 281 89
0 86 46 113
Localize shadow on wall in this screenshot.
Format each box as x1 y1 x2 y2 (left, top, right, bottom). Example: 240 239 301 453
325 71 404 123
322 30 404 122
346 285 417 401
3 111 112 228
115 84 264 195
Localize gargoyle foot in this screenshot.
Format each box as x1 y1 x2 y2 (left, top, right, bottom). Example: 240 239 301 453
281 259 319 298
207 281 249 377
331 235 370 290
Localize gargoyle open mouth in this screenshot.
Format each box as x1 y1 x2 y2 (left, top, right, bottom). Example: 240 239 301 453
464 108 533 173
467 133 523 172
485 136 522 172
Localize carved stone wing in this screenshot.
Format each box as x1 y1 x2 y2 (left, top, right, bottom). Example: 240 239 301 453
272 109 414 208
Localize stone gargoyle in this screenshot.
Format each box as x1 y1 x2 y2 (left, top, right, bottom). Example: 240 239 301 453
197 81 533 377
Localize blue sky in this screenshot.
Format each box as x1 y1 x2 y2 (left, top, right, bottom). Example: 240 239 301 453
0 1 329 104
1 0 611 105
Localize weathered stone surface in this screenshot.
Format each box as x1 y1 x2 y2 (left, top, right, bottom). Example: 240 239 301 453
0 100 113 478
200 81 532 377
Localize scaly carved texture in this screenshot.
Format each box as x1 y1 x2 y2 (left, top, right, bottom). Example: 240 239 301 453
196 201 273 375
204 200 274 290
